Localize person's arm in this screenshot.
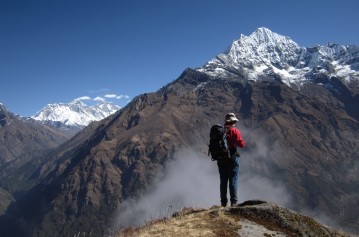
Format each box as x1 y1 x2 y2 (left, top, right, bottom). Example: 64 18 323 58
235 129 245 148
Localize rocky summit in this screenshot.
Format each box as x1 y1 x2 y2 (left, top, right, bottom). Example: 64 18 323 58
116 200 352 237
0 28 357 237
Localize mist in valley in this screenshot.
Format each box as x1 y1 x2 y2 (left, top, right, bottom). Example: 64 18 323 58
114 134 292 230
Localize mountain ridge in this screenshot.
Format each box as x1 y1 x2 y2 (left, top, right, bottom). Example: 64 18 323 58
197 27 359 89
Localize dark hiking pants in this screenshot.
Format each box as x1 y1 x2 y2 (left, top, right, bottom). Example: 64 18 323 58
217 157 240 206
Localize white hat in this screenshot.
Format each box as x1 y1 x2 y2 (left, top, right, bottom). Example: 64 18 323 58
225 113 239 122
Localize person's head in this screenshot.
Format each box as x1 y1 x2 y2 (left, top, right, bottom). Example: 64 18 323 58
225 113 239 125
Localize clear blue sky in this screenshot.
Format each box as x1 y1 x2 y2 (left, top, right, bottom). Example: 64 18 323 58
1 0 358 116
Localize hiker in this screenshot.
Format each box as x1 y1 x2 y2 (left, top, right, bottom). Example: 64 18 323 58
217 113 245 207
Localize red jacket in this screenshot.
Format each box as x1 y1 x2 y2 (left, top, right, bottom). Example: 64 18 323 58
225 125 245 149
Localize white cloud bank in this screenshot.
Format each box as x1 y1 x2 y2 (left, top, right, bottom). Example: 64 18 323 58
74 96 91 101
72 93 130 104
104 94 117 98
105 94 130 100
93 96 106 102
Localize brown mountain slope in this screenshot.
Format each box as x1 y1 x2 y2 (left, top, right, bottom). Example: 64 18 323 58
0 69 358 236
116 200 353 237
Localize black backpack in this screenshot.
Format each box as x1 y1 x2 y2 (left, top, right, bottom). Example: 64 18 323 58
208 124 230 161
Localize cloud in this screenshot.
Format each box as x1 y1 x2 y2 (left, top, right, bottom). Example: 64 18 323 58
69 93 130 107
104 94 130 100
116 95 130 100
93 96 106 102
113 150 218 230
74 96 92 101
104 94 117 99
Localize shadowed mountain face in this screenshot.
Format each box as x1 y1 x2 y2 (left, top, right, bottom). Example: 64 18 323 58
0 104 71 198
0 68 357 236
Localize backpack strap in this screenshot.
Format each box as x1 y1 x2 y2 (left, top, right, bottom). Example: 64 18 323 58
224 125 240 158
222 125 229 151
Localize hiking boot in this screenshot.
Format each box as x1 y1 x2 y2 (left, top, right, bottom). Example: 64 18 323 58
231 202 237 207
221 203 227 207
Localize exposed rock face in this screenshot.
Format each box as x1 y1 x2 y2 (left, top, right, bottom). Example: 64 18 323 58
116 200 351 237
0 187 14 215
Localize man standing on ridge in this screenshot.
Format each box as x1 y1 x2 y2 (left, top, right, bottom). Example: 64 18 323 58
218 113 245 207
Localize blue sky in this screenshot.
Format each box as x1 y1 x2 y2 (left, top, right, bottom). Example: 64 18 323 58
1 0 358 116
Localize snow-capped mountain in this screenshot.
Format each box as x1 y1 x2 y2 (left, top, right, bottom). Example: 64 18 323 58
197 27 359 88
32 100 120 127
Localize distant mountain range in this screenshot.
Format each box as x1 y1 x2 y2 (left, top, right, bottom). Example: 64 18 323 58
31 100 120 132
0 28 357 237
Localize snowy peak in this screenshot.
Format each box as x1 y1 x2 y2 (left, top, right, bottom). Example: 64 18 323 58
197 27 359 88
237 27 301 63
0 103 10 127
0 102 6 112
237 27 300 51
202 27 301 70
32 100 120 127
